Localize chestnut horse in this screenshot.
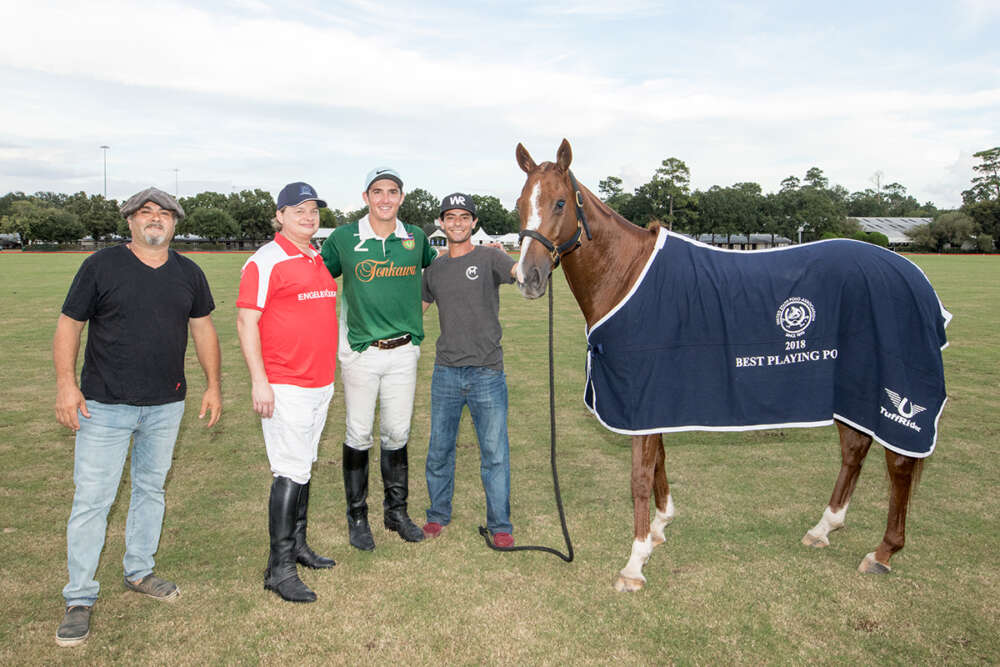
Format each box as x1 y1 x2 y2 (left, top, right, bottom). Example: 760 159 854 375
513 139 939 592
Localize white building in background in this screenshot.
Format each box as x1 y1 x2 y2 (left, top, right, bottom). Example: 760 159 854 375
693 233 792 250
850 217 930 247
424 226 500 248
428 228 448 247
312 227 334 247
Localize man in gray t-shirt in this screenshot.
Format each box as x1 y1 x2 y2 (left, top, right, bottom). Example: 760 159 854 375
421 193 517 546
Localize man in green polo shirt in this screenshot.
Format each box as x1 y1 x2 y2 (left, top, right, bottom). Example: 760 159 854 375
321 167 435 550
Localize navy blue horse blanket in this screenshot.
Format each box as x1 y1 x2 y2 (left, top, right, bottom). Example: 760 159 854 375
584 228 951 458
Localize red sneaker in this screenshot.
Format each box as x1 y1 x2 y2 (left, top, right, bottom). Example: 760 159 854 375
422 522 443 539
493 532 514 548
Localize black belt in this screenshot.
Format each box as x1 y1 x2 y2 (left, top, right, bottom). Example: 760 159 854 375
373 334 411 350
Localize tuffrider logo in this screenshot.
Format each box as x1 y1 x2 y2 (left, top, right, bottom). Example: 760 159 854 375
355 258 417 283
880 388 926 432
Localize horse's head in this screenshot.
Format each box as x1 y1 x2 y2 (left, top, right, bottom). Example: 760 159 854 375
513 138 587 299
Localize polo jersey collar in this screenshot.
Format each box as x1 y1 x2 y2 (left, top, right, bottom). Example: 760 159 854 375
274 231 318 258
358 214 408 241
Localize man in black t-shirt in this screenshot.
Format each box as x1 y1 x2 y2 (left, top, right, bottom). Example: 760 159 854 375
52 187 222 648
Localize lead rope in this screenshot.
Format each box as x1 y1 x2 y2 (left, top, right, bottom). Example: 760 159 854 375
478 273 575 562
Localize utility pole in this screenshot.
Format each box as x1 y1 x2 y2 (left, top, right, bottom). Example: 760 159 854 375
871 170 884 208
100 145 110 197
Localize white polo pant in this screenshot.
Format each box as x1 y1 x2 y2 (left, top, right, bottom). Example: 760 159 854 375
262 382 335 484
339 342 420 452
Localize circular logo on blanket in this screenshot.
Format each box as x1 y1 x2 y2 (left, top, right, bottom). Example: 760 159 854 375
776 297 815 337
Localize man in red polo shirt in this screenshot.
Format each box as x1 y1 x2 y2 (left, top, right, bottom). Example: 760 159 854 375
236 182 338 603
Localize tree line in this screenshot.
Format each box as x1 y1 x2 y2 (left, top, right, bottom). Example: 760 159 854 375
597 146 999 251
2 146 997 251
0 186 521 246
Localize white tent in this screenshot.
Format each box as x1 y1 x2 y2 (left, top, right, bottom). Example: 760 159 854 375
470 228 495 245
495 233 520 248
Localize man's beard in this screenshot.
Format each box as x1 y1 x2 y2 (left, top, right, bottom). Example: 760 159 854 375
142 225 170 246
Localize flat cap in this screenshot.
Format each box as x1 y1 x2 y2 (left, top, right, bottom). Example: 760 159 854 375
120 187 186 220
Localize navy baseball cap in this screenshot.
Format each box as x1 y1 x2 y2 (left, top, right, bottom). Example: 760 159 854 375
439 192 477 218
364 167 403 192
277 182 327 210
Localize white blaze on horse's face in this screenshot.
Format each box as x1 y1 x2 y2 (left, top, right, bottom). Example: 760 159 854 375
515 181 542 285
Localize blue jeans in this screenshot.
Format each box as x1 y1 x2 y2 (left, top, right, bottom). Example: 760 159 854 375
425 365 512 535
62 400 185 607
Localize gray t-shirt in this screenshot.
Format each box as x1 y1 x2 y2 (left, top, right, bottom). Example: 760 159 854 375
422 246 516 370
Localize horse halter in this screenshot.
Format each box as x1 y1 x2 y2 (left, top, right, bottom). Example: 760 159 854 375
518 170 593 269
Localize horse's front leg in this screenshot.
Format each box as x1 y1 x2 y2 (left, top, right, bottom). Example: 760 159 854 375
614 434 658 592
650 433 674 546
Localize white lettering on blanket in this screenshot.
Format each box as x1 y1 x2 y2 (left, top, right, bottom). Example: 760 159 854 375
735 348 838 368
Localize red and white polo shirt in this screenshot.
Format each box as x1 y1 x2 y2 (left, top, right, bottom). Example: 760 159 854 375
237 233 338 387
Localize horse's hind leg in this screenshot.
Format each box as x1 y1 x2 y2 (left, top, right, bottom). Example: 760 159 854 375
803 422 872 548
614 434 659 592
650 434 674 546
858 450 920 574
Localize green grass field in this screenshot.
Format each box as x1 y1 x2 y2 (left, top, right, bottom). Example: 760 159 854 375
0 250 997 665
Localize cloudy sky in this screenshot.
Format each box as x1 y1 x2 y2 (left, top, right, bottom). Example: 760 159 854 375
1 0 998 212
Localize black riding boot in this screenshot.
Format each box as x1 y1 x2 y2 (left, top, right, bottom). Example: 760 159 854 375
264 477 317 603
343 444 375 551
293 481 335 569
381 445 424 542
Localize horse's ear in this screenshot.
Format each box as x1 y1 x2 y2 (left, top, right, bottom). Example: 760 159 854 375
516 143 537 174
556 138 573 171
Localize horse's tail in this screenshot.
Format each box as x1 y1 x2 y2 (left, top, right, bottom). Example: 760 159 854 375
911 458 925 499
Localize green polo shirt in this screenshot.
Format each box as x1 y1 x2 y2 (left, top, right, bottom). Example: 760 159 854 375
321 215 436 352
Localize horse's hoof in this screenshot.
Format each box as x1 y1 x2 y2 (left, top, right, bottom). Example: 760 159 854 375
801 532 830 548
858 552 891 574
613 574 645 592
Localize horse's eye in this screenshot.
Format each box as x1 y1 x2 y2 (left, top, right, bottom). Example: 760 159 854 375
555 200 565 210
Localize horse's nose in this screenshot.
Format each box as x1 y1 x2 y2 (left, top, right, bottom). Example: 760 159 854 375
518 265 547 299
527 265 542 289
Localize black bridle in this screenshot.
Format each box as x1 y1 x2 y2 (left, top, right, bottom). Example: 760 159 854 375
517 170 593 268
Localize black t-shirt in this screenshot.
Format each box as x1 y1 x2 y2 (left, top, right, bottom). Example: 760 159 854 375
61 245 215 405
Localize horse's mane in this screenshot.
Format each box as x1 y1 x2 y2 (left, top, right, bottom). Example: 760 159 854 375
578 182 659 242
557 178 659 326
